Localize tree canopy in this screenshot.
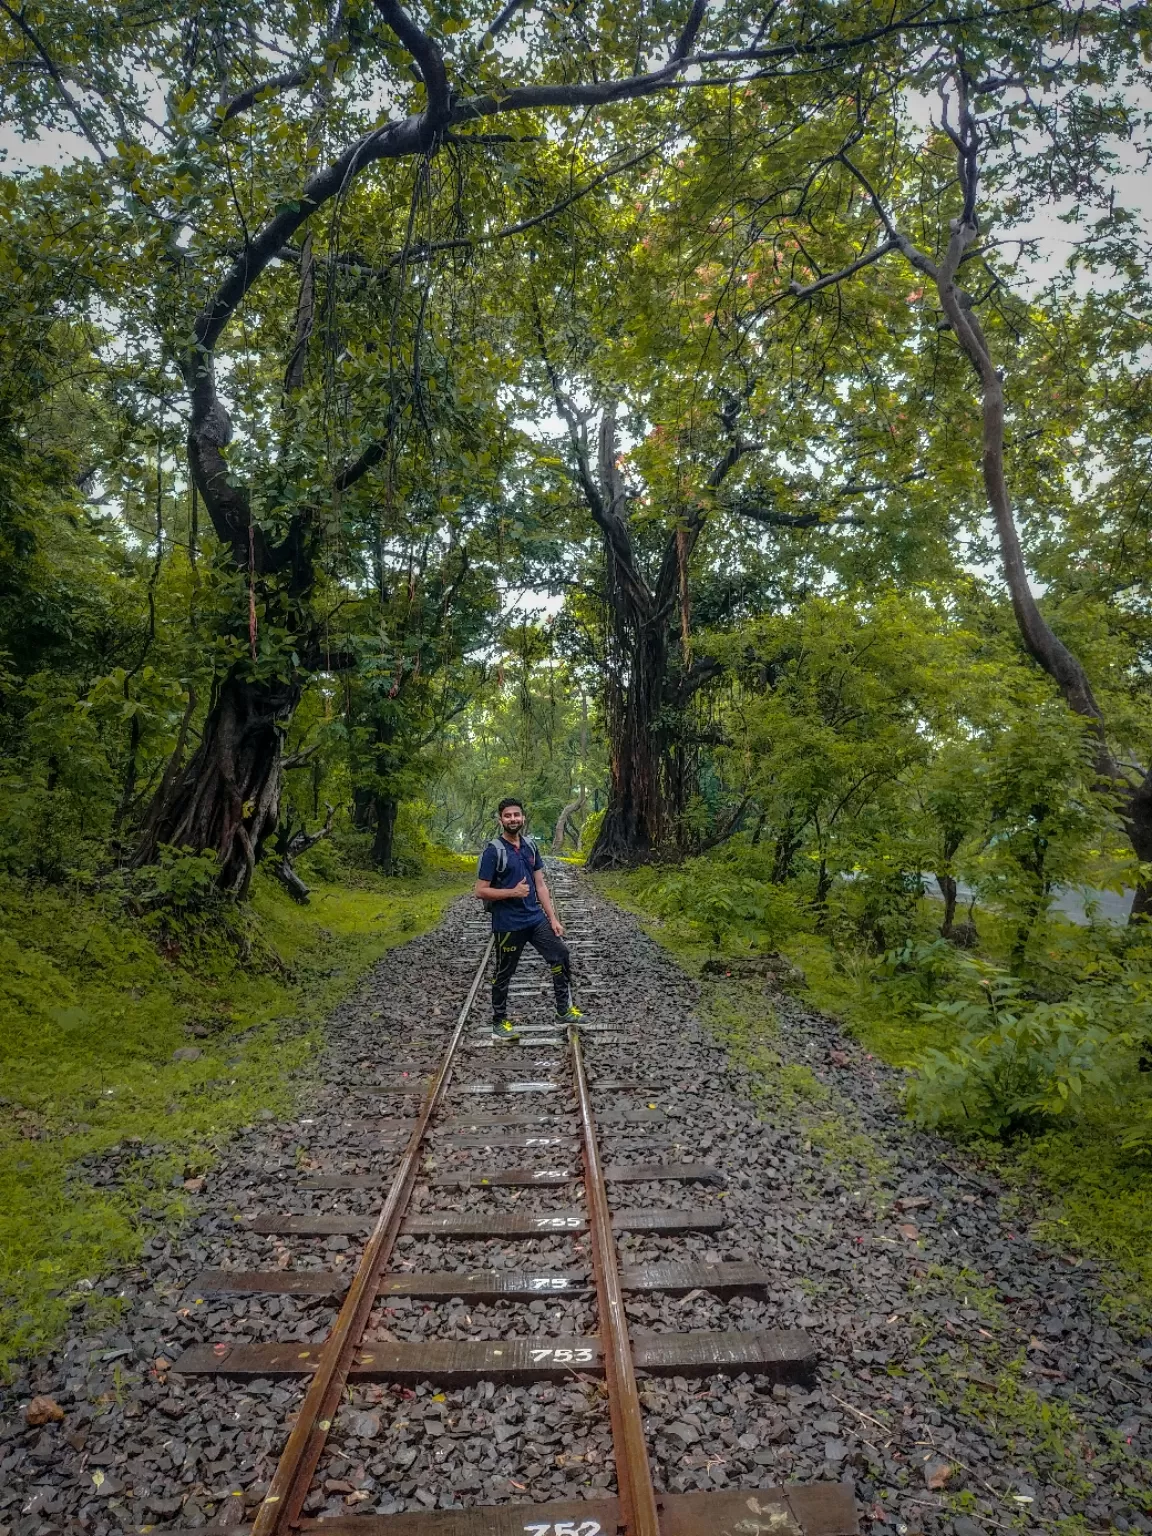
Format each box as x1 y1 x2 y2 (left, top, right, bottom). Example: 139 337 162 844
1 0 1150 916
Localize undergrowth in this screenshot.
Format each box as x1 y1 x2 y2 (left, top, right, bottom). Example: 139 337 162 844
595 854 1152 1314
0 850 471 1375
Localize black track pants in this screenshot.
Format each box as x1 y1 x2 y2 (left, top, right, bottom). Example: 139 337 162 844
491 920 571 1019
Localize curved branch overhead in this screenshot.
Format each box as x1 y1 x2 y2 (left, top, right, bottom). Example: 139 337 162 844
8 0 1149 916
215 65 315 127
185 0 1038 460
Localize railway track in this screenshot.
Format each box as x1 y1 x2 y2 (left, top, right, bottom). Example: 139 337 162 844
168 870 858 1536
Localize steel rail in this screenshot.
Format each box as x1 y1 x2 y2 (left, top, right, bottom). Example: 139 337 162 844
252 935 495 1536
569 1024 661 1536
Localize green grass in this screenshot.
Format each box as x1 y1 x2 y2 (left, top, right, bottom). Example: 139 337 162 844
781 920 1152 1311
0 854 472 1375
596 866 1152 1317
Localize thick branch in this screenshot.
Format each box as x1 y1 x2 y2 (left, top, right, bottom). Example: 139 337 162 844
284 802 336 858
846 80 1140 813
654 398 750 617
936 242 1111 731
282 743 322 770
536 312 653 620
191 3 986 375
179 4 1019 565
284 232 317 394
372 0 450 125
485 0 529 39
552 789 586 852
593 404 655 619
672 0 708 60
334 437 390 493
273 803 336 904
729 503 863 530
673 655 725 706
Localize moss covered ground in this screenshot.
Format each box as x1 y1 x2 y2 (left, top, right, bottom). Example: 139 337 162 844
0 855 471 1375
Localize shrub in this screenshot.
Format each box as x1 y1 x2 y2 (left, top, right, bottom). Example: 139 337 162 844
849 867 928 953
134 845 222 909
631 852 811 953
873 936 963 1006
906 971 1129 1138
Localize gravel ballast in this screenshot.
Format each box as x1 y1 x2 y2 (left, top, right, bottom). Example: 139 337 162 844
1 869 1149 1536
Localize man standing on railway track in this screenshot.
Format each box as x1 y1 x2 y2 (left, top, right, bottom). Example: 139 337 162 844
474 797 583 1042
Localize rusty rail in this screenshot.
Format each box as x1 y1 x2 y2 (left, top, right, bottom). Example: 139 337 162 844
251 936 494 1536
173 884 857 1536
570 1023 661 1536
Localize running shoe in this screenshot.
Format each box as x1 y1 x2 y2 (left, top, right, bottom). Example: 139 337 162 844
492 1018 521 1042
556 1005 585 1022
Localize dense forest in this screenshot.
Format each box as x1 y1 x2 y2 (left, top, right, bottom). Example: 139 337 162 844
3 0 1152 1357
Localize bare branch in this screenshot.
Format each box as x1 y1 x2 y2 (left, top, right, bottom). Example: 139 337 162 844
282 743 322 770
789 237 898 298
653 393 754 618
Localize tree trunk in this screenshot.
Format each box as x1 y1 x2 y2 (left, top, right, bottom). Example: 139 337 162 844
815 857 831 909
372 794 399 871
587 619 668 869
1124 778 1152 921
927 214 1152 920
938 872 958 931
548 398 745 872
112 713 142 834
552 789 586 853
135 668 302 897
771 815 804 884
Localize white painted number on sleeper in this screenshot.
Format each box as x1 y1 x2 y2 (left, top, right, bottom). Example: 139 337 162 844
524 1522 601 1536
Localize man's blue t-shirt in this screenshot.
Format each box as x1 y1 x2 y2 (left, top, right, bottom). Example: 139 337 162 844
477 836 544 931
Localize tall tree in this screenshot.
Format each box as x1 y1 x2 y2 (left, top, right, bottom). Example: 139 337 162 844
781 34 1152 914
1 0 1043 889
